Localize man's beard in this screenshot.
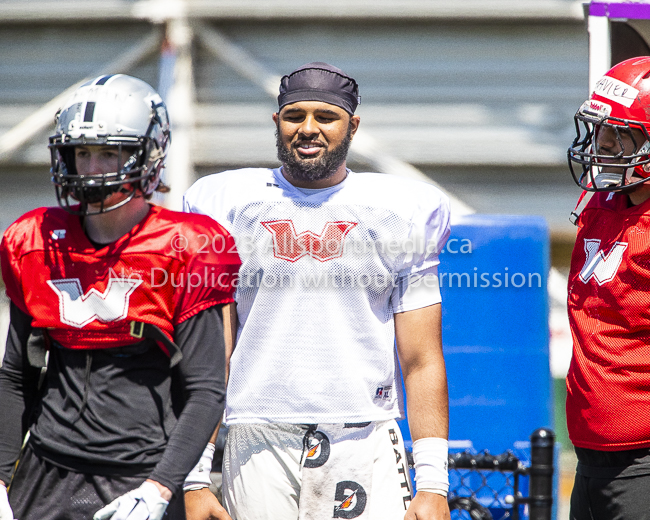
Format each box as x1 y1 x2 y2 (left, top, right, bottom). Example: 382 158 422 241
276 123 353 183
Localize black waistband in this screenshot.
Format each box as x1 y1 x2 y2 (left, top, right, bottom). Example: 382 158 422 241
30 441 155 478
575 446 650 479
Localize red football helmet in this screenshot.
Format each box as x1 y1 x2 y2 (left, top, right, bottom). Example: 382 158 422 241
568 56 650 191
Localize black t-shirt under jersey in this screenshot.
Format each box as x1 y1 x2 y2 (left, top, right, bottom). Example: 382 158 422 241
0 302 225 495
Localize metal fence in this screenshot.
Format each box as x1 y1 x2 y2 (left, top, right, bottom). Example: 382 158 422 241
442 429 555 520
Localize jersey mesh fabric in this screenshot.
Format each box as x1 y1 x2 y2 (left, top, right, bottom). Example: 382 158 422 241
185 168 450 424
0 205 240 351
567 191 650 450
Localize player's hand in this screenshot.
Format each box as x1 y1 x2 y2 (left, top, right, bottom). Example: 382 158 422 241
93 481 169 520
185 487 232 520
404 491 450 520
0 484 15 520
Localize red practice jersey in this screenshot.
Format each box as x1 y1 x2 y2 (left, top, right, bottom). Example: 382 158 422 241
567 191 650 450
0 205 240 353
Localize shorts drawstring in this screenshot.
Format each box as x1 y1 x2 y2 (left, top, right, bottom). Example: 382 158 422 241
300 424 318 465
73 352 93 423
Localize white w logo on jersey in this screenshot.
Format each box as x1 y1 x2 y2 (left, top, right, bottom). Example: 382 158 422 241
47 278 142 328
579 239 628 285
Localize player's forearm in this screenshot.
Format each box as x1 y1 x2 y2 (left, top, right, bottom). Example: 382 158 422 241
208 424 219 445
149 387 223 494
0 369 32 482
403 360 449 441
150 305 227 494
0 303 42 481
396 305 450 505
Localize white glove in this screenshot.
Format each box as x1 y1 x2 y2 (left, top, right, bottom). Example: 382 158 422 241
0 484 15 520
93 482 168 520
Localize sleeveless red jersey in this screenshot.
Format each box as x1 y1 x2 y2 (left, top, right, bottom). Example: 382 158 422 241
0 205 240 352
567 191 650 450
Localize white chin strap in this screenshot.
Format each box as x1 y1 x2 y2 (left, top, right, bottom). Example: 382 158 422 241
592 167 624 189
625 139 650 184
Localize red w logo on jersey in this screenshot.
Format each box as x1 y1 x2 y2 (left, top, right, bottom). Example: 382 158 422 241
579 239 628 285
262 220 357 262
47 278 142 328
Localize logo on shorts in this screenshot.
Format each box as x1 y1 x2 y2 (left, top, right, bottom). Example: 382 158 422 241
374 385 392 400
389 428 413 510
333 481 367 519
304 431 331 469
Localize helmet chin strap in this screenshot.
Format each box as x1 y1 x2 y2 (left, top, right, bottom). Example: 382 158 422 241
590 162 623 190
624 139 650 185
624 165 638 185
78 186 139 217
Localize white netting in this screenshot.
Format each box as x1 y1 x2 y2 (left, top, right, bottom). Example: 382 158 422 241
185 168 450 424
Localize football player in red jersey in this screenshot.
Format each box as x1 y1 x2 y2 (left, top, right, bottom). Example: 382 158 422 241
0 74 240 520
567 56 650 520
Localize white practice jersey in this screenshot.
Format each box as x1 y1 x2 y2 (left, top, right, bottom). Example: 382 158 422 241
184 168 450 424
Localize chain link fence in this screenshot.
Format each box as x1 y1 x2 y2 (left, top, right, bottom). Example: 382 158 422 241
406 429 555 520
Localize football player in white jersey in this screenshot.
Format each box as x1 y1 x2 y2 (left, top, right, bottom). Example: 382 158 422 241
183 62 451 520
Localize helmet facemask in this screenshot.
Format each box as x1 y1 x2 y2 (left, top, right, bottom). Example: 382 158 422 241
48 75 171 216
51 141 146 215
569 105 650 192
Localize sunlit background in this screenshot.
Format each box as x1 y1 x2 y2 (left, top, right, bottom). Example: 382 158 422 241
3 1 649 517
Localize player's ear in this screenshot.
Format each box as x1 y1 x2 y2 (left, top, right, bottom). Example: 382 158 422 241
272 112 279 125
349 115 360 138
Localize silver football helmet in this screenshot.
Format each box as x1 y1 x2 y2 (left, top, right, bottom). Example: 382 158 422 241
49 74 171 214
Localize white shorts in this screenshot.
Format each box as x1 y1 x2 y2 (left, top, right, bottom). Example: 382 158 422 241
222 420 412 520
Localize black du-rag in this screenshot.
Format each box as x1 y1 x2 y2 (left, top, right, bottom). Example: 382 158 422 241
277 62 360 115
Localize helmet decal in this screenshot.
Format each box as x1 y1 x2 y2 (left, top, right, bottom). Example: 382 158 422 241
93 74 116 86
579 100 612 121
593 76 639 108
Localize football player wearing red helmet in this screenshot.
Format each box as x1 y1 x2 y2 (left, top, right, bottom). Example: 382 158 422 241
567 57 650 520
569 56 650 197
0 75 240 520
